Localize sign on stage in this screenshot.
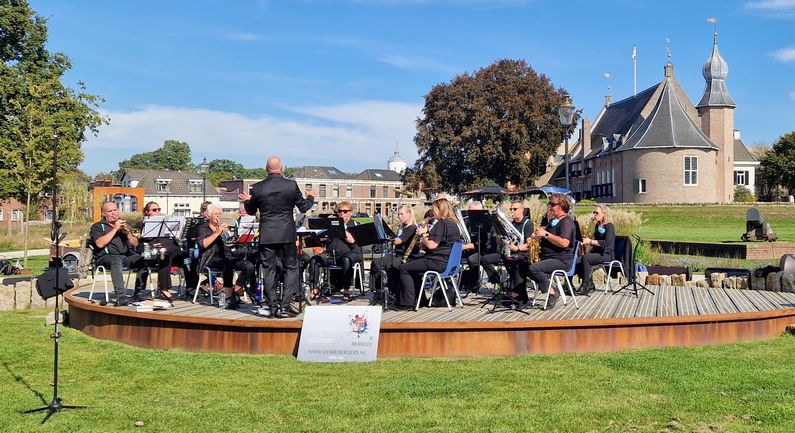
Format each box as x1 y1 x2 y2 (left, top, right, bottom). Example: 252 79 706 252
297 306 382 362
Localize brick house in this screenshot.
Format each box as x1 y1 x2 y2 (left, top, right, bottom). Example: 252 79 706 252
120 168 220 217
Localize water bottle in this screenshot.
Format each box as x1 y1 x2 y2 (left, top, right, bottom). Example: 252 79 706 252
143 243 152 260
218 291 227 308
255 282 263 304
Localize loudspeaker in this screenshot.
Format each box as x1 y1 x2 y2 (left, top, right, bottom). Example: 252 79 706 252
36 267 74 300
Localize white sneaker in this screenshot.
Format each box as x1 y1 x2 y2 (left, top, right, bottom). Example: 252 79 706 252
256 307 271 317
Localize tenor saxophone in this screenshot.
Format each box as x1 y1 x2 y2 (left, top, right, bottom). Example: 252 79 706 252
402 219 429 263
526 212 543 264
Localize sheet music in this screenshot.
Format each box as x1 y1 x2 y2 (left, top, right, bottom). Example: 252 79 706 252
141 216 186 239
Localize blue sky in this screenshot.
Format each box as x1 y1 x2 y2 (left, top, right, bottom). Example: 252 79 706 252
30 0 795 176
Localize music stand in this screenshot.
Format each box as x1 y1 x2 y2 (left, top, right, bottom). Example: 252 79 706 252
308 217 345 239
613 234 653 297
480 213 529 314
466 210 492 294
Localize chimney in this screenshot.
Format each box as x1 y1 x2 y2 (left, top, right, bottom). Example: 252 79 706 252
733 129 741 140
581 118 592 158
605 95 612 106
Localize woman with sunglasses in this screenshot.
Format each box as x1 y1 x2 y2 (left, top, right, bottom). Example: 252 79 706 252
576 204 615 295
321 201 362 302
525 193 577 309
134 201 182 302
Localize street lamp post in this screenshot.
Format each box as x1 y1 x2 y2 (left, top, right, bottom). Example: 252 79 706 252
199 157 210 203
559 98 575 192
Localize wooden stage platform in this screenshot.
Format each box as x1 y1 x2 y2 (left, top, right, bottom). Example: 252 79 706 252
65 283 795 358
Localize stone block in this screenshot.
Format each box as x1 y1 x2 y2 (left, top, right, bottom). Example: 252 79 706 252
685 280 698 288
751 273 766 291
646 274 660 286
592 268 606 285
660 275 672 287
711 272 727 289
636 272 648 286
14 282 32 310
0 285 15 311
737 277 750 290
29 291 47 310
767 272 782 292
782 274 795 293
671 274 685 287
45 310 67 326
722 276 737 290
696 279 710 288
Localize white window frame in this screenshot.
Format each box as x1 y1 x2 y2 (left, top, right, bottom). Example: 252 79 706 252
11 209 22 221
189 180 203 193
684 156 698 186
156 179 172 193
0 209 3 221
638 178 647 194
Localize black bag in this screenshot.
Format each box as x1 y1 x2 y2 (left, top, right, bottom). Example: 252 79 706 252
36 267 74 300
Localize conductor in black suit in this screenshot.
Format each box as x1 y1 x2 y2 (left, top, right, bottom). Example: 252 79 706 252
241 156 315 317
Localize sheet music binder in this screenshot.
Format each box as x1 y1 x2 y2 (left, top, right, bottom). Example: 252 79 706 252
141 216 185 239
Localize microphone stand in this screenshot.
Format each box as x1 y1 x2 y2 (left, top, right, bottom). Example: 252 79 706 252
22 126 87 424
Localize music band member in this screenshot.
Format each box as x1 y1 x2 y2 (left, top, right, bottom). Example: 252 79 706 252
504 200 534 303
134 201 184 301
369 205 419 296
576 204 615 295
242 156 315 318
89 202 146 306
460 201 502 293
316 201 362 302
397 198 462 309
526 194 576 309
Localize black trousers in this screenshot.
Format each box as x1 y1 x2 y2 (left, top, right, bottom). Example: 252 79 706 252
259 243 299 308
398 257 446 307
370 255 402 294
95 253 146 297
460 252 501 290
312 251 362 292
527 258 571 295
578 252 612 288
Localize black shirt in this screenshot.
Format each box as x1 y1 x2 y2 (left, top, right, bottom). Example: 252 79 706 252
540 215 576 263
196 221 232 261
328 219 362 257
89 219 131 258
425 219 462 264
395 224 418 257
591 222 616 258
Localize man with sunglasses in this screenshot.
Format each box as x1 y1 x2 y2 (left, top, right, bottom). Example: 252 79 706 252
525 193 576 309
503 200 534 303
242 156 315 318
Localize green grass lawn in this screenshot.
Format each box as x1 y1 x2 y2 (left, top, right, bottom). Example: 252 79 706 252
1 310 794 432
606 205 795 243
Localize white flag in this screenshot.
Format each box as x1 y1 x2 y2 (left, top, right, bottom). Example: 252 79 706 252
632 45 637 61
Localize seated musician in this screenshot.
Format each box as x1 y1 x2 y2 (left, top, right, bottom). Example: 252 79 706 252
503 200 535 303
369 205 420 297
314 201 362 302
196 204 255 309
397 198 462 309
134 201 184 302
460 201 502 293
576 204 615 295
525 193 576 309
89 202 147 306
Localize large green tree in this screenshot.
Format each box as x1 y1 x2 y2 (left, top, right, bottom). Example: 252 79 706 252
411 59 577 193
758 131 795 201
0 0 106 263
118 139 193 173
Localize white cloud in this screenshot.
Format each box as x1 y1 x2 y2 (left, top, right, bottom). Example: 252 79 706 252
746 0 795 9
81 101 421 174
772 46 795 62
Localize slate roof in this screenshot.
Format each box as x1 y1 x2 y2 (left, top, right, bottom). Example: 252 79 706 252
734 138 756 162
122 168 218 196
292 166 351 180
616 65 718 151
696 34 736 108
588 84 659 158
354 169 402 181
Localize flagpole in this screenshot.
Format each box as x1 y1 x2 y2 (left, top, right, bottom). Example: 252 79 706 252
633 45 637 97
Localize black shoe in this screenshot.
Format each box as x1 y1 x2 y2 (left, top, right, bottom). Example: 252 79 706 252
394 304 415 311
114 295 130 307
546 292 557 309
131 292 146 303
225 300 240 310
273 306 289 318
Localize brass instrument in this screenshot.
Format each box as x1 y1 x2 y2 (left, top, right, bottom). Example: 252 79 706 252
526 212 543 264
579 218 593 257
495 207 523 256
402 218 429 263
454 207 472 244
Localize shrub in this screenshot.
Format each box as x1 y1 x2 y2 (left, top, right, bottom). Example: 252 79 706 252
734 185 756 203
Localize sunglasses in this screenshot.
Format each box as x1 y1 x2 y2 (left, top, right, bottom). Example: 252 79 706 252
510 207 521 211
149 208 161 212
592 211 599 215
547 202 560 207
338 209 352 213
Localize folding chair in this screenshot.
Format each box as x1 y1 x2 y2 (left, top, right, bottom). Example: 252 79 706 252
539 241 580 310
601 236 628 293
415 241 465 312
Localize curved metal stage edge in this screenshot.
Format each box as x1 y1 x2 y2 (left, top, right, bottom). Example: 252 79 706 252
65 284 795 358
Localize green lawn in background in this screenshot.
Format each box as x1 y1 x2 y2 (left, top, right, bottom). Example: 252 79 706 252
1 310 794 433
610 205 795 243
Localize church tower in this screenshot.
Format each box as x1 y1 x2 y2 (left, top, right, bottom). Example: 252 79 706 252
696 32 736 202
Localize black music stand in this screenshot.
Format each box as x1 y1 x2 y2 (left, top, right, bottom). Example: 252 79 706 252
613 234 653 297
139 217 184 301
307 218 347 302
480 213 529 314
466 210 492 295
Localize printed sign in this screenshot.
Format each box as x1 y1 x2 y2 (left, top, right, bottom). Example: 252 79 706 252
297 306 382 362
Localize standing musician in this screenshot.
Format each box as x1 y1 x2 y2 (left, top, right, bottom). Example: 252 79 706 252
369 205 420 297
576 204 615 295
196 204 255 309
460 201 502 293
503 200 535 303
134 201 184 301
397 198 462 309
89 202 147 306
524 193 576 309
316 201 362 303
241 156 315 318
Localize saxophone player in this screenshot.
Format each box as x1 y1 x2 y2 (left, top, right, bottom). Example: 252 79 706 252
575 204 615 295
369 205 420 297
503 200 535 304
526 194 577 309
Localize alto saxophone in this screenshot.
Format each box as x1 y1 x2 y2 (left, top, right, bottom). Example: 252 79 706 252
578 217 595 257
402 219 429 263
526 212 543 264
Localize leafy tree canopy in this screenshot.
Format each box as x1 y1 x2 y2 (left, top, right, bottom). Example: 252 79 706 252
0 0 106 200
758 131 795 198
410 59 577 193
118 139 193 173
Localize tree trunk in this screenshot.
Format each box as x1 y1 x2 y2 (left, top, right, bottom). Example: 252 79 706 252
23 193 31 267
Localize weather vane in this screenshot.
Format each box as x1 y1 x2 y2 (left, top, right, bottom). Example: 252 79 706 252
666 37 671 63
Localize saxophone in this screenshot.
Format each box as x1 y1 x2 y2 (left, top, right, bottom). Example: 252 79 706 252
402 219 429 263
526 212 542 264
579 218 593 257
